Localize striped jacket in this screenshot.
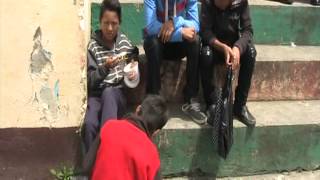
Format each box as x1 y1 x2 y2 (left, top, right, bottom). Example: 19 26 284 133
144 0 200 42
87 30 138 96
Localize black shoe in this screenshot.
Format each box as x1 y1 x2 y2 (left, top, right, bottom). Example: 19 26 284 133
311 0 320 5
233 106 256 127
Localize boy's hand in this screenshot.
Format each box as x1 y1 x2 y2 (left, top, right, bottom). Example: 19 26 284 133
181 27 196 42
159 20 174 43
222 45 234 66
231 46 240 70
127 71 137 81
105 56 118 68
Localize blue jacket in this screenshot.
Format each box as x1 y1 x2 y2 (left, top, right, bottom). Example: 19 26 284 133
143 0 200 42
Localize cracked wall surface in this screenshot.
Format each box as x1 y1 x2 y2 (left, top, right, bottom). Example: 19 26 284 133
0 0 89 128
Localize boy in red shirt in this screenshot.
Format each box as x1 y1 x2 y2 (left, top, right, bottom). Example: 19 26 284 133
83 95 168 180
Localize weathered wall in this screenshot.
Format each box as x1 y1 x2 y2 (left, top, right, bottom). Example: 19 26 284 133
0 0 90 128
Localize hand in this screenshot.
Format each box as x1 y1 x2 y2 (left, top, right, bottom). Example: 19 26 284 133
127 71 137 81
231 46 240 70
158 20 174 43
105 56 118 68
181 27 196 42
222 45 234 66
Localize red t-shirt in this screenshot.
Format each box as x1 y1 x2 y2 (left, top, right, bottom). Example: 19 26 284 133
91 119 160 180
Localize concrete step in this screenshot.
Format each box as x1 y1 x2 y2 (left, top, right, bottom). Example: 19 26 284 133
156 100 320 178
166 170 320 180
1 101 319 179
125 45 320 104
91 1 320 45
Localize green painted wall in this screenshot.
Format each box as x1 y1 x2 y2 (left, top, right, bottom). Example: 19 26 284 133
91 3 320 46
154 124 320 177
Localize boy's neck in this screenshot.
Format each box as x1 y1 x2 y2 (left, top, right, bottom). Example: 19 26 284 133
103 37 116 49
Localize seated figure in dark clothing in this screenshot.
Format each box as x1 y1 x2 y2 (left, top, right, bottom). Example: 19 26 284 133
200 0 257 127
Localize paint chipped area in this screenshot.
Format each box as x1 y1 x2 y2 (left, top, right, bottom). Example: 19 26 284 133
28 27 65 125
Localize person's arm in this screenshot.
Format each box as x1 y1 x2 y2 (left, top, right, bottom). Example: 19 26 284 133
234 0 253 55
168 27 183 42
144 0 163 37
173 0 200 32
82 135 101 175
87 50 110 91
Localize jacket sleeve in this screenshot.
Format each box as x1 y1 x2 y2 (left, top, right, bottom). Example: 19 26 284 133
144 0 163 37
173 0 200 32
234 0 253 55
87 49 109 91
200 0 217 46
120 35 140 60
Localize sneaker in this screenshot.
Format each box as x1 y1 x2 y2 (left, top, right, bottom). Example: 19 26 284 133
182 98 207 125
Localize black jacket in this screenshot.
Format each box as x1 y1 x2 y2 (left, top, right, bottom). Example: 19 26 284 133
200 0 253 54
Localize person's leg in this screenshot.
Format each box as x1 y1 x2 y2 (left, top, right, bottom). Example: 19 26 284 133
167 36 206 124
234 43 257 127
183 35 201 103
83 97 101 152
143 36 164 94
311 0 320 5
200 46 215 108
100 87 127 126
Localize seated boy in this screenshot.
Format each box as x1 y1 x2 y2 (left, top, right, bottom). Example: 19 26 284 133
84 0 139 151
83 95 168 180
200 0 257 127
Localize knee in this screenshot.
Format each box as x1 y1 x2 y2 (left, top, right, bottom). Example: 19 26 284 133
143 36 161 51
246 44 257 60
185 35 200 48
200 46 214 67
101 88 117 101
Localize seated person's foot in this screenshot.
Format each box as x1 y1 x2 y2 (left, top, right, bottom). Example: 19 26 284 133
182 98 207 125
311 0 320 5
233 105 256 127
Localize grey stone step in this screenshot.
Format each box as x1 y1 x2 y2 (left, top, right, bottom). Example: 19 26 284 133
164 100 320 129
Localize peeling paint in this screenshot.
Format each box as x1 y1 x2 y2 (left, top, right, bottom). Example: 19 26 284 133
54 80 60 100
29 27 60 123
39 85 58 119
30 27 53 75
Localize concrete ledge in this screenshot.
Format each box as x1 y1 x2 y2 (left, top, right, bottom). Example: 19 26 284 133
164 100 320 129
155 101 320 177
0 127 81 179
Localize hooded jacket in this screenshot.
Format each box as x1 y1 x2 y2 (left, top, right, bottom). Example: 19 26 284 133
87 30 138 97
91 117 161 180
144 0 200 42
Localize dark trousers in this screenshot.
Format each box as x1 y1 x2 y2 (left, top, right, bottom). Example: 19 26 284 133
83 87 127 151
143 36 200 102
200 44 256 109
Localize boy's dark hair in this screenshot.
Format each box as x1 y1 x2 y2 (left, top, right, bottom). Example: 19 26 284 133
99 0 122 23
140 95 169 134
